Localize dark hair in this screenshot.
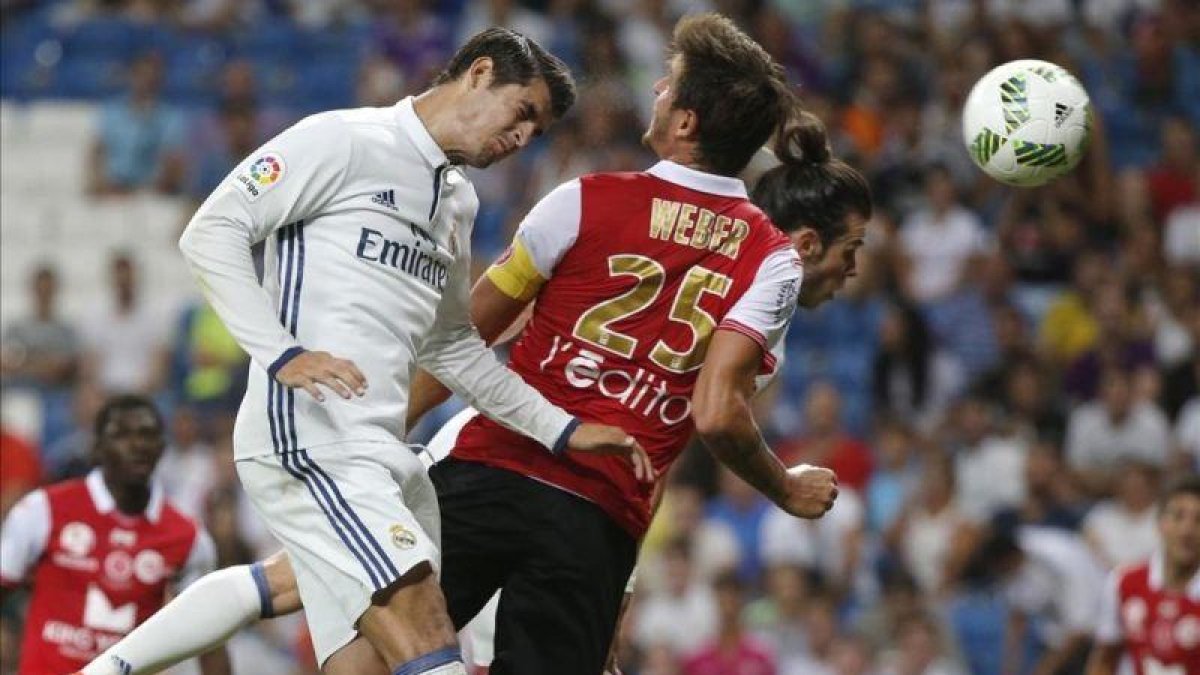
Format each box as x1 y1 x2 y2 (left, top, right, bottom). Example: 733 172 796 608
433 28 576 120
94 394 163 438
670 13 793 176
751 111 873 244
1160 475 1200 513
873 301 931 410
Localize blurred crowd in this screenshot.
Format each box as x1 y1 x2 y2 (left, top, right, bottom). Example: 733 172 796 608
2 0 1199 673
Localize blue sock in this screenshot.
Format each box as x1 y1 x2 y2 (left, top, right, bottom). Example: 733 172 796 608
249 562 275 619
392 646 462 675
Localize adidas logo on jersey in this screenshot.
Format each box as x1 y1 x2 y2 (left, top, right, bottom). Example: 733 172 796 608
372 189 398 211
1054 103 1072 128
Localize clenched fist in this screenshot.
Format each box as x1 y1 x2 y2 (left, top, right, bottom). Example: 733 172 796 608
778 464 838 519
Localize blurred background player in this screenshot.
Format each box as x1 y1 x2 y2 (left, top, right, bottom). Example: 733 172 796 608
1087 476 1200 675
0 394 225 674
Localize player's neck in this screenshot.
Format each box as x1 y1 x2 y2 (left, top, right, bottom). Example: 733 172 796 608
411 88 466 164
102 469 152 516
657 145 710 174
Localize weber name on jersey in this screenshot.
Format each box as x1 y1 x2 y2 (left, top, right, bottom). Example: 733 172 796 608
179 97 576 460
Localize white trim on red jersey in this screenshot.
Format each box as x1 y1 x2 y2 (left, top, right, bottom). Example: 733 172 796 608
0 488 50 585
85 469 165 523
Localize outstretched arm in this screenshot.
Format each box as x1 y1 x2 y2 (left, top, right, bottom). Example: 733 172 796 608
406 277 530 429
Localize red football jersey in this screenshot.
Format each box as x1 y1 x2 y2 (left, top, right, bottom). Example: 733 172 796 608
453 162 799 537
0 471 213 674
1097 554 1200 675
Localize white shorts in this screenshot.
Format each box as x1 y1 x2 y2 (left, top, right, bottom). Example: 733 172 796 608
236 442 441 665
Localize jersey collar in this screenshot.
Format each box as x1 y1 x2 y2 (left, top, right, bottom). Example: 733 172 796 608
86 469 164 523
395 96 449 170
647 160 748 199
1149 550 1200 599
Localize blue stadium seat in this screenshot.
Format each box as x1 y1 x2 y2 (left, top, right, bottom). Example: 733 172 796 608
51 56 126 100
61 19 152 59
230 23 302 62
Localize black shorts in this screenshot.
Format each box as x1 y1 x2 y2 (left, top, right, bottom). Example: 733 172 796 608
430 457 638 675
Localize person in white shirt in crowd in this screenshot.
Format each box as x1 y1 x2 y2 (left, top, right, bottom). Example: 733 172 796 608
87 28 643 675
985 526 1106 675
633 537 719 659
1065 367 1172 494
1083 460 1162 570
897 164 988 304
760 479 865 598
640 482 741 590
82 253 170 396
950 392 1027 523
154 405 220 521
877 612 965 675
888 454 974 596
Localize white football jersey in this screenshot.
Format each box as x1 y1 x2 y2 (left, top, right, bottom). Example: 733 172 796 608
180 97 575 460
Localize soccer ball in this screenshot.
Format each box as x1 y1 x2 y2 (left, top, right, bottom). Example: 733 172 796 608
962 59 1091 187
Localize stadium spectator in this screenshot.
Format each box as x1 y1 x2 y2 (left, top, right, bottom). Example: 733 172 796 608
1161 301 1199 420
898 164 989 304
641 483 741 588
865 417 922 534
888 454 974 595
761 484 866 598
1083 460 1162 569
1144 116 1198 223
775 382 874 491
87 51 185 195
633 537 719 659
706 466 774 585
873 302 966 432
1038 250 1107 366
1063 280 1157 401
186 101 262 203
1163 175 1200 265
0 265 79 393
993 440 1089 533
877 612 965 675
155 405 218 521
1065 366 1172 493
680 571 777 675
368 0 451 90
950 393 1028 523
80 253 169 395
744 563 814 666
989 526 1106 675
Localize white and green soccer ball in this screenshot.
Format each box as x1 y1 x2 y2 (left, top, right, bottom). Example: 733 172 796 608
962 59 1092 187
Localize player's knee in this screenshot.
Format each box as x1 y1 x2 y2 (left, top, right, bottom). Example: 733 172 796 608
370 562 456 642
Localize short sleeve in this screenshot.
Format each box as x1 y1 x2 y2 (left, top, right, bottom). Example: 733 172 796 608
718 246 802 374
174 527 217 591
512 179 582 277
1094 568 1123 644
0 489 50 586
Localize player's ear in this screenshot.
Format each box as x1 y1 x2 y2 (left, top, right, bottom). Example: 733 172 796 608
674 108 699 141
466 57 495 91
792 227 824 264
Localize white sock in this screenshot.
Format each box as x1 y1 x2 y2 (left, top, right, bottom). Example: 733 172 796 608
82 564 268 675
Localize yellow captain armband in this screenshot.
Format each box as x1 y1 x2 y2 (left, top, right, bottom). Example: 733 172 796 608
486 239 547 302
